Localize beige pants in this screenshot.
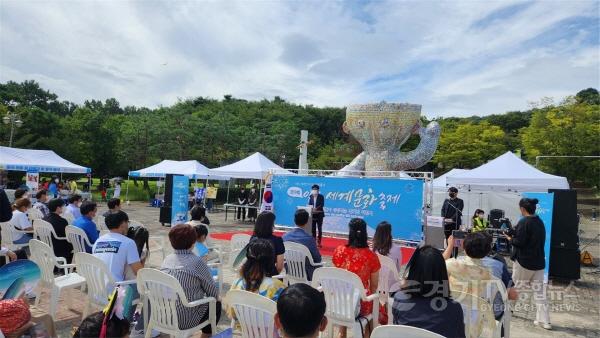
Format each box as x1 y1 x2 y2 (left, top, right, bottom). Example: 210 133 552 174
512 261 550 324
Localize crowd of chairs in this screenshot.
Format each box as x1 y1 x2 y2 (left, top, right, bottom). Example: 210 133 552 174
1 211 512 338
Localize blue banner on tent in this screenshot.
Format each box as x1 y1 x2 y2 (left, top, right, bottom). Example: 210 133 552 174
271 175 424 241
171 175 189 225
523 192 554 282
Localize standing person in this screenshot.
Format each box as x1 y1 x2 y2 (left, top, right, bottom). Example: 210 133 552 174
236 186 248 222
471 209 488 232
48 177 59 198
282 209 322 281
441 187 464 238
33 190 50 218
505 198 551 330
332 218 380 338
43 198 73 263
40 178 49 191
251 211 285 276
307 184 325 248
69 178 78 195
73 201 99 253
113 181 121 199
247 186 258 223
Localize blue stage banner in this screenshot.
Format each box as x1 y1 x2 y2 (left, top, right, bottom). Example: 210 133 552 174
171 175 190 225
271 175 424 241
523 192 554 282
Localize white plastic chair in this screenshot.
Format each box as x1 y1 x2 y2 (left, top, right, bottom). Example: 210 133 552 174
29 239 86 319
312 267 380 337
452 290 496 338
65 225 93 254
137 268 217 338
283 241 324 285
28 207 45 221
484 277 511 338
74 252 138 319
371 325 445 338
376 254 402 324
33 219 67 250
226 289 277 338
0 221 30 251
229 233 251 267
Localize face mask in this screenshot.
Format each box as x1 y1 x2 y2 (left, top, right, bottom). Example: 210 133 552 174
449 193 455 198
478 214 484 219
54 179 59 183
312 190 318 195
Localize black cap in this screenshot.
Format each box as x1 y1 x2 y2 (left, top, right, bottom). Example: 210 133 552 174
311 184 320 190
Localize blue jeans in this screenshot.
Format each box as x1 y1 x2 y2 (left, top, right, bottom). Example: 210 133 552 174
14 233 32 244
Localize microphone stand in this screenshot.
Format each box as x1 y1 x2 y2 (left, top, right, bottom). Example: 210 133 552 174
444 198 463 258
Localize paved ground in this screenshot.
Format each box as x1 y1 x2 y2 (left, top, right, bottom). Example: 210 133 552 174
41 200 600 338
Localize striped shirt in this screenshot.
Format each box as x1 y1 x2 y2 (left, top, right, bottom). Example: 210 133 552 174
161 249 219 330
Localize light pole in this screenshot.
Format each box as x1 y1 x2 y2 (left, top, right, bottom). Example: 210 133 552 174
3 100 23 147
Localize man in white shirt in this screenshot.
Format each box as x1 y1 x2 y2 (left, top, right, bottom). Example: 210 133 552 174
92 211 143 282
66 194 83 219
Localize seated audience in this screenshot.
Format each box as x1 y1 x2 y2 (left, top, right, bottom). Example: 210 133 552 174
14 188 29 200
10 198 33 244
188 205 210 226
472 209 488 232
33 190 50 218
73 201 99 252
372 221 402 270
393 245 465 338
332 218 380 338
92 211 142 282
102 198 122 218
73 311 130 338
282 209 322 281
193 224 217 262
228 238 285 316
43 198 74 263
251 211 284 276
160 224 221 338
66 194 83 219
444 232 518 319
0 246 27 267
275 283 328 338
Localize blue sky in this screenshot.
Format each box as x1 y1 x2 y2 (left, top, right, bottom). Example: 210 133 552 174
0 0 598 117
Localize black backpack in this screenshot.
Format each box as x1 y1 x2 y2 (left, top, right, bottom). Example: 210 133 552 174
127 225 149 258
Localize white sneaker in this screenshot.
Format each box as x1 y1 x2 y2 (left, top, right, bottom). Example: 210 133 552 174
534 321 552 330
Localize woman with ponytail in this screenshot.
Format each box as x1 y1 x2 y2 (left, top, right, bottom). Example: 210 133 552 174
505 197 551 329
228 238 285 316
332 218 380 338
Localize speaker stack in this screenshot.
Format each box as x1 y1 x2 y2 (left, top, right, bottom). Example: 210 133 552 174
548 189 580 280
159 174 174 226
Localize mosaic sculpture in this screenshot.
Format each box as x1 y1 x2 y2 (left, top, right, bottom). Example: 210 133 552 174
339 102 441 175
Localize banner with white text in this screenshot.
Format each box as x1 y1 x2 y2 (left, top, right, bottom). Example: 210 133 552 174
271 175 424 241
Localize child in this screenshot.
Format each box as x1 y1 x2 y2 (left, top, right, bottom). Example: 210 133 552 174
193 224 219 262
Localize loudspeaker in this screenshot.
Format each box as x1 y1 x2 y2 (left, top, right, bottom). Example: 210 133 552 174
549 189 579 249
159 206 171 224
163 174 174 207
549 247 581 280
488 209 505 228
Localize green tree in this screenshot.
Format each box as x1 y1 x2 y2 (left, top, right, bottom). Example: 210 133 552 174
521 98 600 186
433 122 508 169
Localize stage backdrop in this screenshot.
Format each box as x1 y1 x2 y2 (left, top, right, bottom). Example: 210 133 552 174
271 175 424 241
523 192 554 282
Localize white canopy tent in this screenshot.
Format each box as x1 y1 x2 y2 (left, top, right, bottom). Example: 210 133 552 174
0 146 90 173
433 152 569 224
446 151 569 192
130 160 217 179
209 152 285 179
432 168 469 189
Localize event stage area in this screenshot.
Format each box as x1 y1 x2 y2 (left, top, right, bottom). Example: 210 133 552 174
37 201 599 338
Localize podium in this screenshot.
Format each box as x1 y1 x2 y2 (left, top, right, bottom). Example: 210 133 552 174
297 206 313 236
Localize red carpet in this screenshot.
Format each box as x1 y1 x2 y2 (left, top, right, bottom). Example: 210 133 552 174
210 230 415 264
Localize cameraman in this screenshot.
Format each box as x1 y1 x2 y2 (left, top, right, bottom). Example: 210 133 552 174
505 197 551 330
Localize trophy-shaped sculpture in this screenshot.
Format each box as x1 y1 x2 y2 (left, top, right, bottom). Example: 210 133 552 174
339 102 441 175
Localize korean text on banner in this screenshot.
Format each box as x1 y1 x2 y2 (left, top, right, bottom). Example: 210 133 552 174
271 175 424 241
171 175 189 225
